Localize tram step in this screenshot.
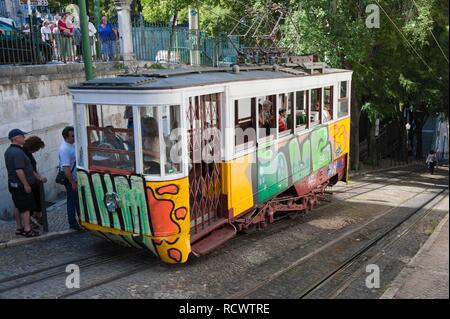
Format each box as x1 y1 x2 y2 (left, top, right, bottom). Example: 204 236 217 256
191 225 237 257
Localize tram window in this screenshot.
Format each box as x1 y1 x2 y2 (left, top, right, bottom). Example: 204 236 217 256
235 98 256 149
162 105 182 175
278 93 294 137
141 106 163 175
310 88 322 127
87 105 135 173
323 86 334 123
295 91 309 131
258 95 276 140
338 81 349 118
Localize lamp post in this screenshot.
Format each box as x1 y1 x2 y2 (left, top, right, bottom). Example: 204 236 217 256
406 122 411 162
78 0 94 80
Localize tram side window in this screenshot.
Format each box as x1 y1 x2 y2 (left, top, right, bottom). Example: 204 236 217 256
279 93 294 137
235 98 257 149
323 86 334 123
295 91 309 131
310 88 322 127
338 81 349 118
87 105 135 173
258 95 277 140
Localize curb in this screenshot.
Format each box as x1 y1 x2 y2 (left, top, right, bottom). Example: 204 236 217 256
0 229 77 250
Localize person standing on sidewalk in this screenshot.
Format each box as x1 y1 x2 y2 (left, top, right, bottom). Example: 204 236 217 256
58 126 81 230
23 136 47 227
4 129 40 237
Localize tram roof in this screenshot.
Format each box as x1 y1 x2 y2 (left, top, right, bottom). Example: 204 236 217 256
69 66 352 91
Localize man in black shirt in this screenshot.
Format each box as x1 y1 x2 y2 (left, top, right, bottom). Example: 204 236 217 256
4 129 40 237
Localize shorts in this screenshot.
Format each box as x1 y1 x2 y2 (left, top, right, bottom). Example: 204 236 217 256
8 184 37 213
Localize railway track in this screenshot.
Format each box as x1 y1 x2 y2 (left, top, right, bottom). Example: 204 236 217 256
228 167 447 299
0 248 147 296
299 188 448 299
0 165 445 299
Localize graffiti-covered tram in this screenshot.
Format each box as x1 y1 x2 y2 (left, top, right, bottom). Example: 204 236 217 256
69 63 352 264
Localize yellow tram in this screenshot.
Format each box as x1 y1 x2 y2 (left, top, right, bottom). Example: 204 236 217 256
69 62 352 264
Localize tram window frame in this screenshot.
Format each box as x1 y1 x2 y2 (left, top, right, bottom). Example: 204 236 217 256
295 90 309 132
258 94 277 142
86 104 136 175
323 86 334 123
235 97 257 151
140 104 182 177
310 88 322 128
338 81 350 118
278 92 294 138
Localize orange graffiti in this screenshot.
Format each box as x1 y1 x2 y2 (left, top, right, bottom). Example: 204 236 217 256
157 185 180 195
146 188 179 236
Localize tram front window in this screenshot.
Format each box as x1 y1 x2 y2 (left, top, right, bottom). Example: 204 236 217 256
141 105 182 176
87 105 135 173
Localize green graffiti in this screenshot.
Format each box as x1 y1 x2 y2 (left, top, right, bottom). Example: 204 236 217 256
258 149 289 203
78 170 152 238
114 176 137 233
289 139 312 183
91 173 111 227
130 176 152 237
311 127 332 172
77 171 98 225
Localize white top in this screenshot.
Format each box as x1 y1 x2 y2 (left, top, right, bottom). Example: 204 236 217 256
59 141 77 181
41 26 51 41
88 22 97 37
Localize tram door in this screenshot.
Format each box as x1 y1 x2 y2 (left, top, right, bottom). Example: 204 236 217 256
187 93 224 235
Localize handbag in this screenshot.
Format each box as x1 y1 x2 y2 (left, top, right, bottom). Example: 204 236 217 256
56 160 76 185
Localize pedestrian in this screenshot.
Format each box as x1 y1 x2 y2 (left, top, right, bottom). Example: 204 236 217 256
98 16 117 61
23 136 47 227
426 150 438 175
87 16 97 60
73 25 83 62
40 20 52 59
58 126 81 230
57 12 74 63
4 129 41 237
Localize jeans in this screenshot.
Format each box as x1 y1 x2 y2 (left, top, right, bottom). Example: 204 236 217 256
64 181 80 227
101 40 115 61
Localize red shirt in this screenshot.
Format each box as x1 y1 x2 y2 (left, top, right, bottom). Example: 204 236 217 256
58 19 73 34
279 116 288 132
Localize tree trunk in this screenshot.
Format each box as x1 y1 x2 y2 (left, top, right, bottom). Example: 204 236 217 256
368 120 377 165
350 87 361 170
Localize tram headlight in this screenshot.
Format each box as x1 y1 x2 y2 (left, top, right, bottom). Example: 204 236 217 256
104 192 120 213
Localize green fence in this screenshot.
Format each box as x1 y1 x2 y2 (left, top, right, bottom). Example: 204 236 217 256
1 19 242 66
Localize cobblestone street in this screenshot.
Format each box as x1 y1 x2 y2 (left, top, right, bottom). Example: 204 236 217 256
0 165 447 299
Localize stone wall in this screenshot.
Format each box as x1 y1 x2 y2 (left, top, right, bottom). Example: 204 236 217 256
0 63 124 220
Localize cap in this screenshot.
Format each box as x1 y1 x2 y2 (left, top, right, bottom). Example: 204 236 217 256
8 129 28 140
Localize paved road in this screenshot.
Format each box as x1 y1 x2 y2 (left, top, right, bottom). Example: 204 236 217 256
0 164 448 299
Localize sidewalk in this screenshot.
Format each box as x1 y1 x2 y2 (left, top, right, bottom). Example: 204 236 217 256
0 200 75 248
381 196 449 299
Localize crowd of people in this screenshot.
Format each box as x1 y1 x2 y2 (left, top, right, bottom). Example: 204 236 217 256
4 127 81 238
21 12 119 63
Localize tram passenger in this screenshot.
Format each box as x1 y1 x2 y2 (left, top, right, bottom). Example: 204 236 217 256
142 117 161 174
259 100 274 138
323 103 332 123
278 109 288 132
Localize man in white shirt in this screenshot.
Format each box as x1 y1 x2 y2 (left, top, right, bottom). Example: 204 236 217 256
58 126 81 230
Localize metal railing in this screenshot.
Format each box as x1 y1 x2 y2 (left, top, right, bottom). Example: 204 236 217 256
1 22 243 66
0 29 121 64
